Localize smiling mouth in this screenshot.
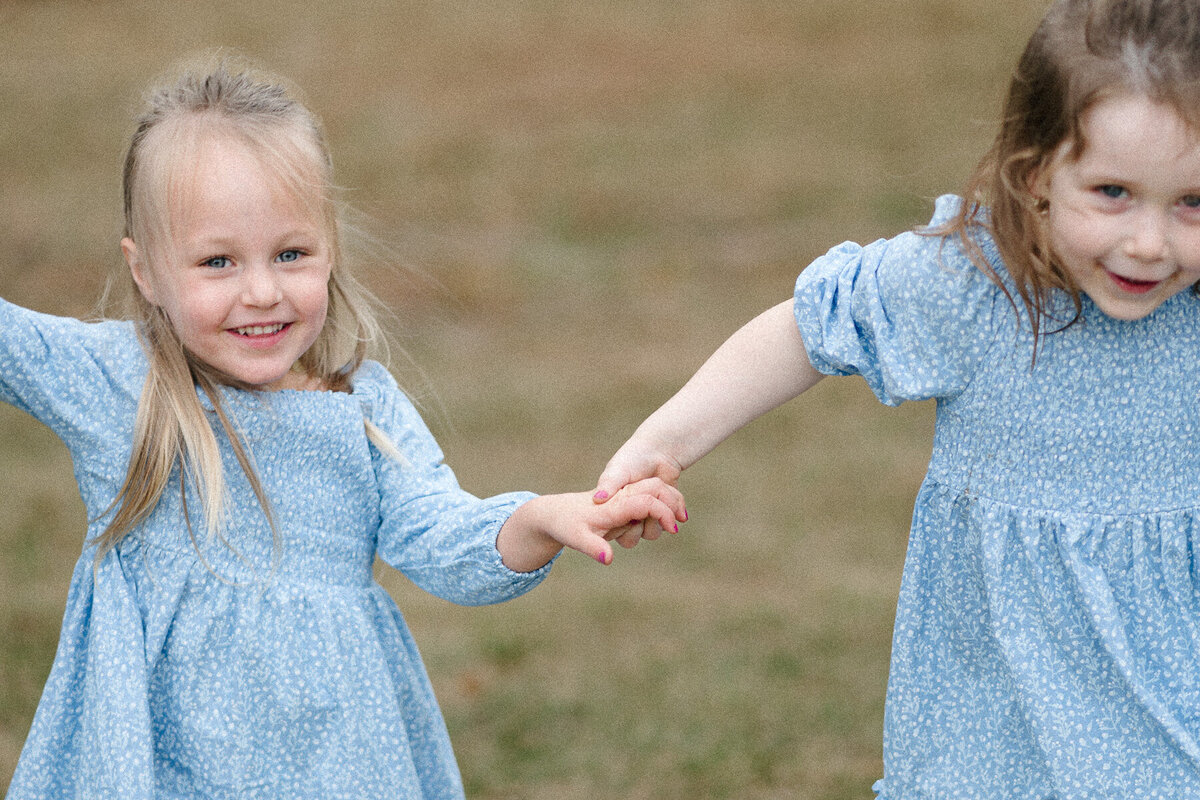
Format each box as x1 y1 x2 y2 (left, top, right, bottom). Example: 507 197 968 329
1106 271 1162 295
233 323 288 336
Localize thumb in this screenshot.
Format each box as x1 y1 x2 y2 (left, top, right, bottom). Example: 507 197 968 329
592 461 630 505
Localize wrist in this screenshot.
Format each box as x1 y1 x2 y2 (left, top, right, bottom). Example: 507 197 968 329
629 419 692 476
496 497 563 573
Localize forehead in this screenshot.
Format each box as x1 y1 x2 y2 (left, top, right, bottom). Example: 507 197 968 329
1058 93 1200 176
171 131 315 214
135 113 326 231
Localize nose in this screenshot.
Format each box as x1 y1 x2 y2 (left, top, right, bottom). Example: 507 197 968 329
1123 208 1170 263
240 262 283 307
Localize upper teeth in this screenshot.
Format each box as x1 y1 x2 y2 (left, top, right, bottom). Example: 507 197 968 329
236 324 285 336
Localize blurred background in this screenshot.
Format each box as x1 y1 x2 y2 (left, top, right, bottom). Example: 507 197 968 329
0 1 1047 797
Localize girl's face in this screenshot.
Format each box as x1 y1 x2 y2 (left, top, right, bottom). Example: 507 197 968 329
123 134 332 390
1036 93 1200 321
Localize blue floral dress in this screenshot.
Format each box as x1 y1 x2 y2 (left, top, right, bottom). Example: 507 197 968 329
1 301 548 799
794 195 1200 798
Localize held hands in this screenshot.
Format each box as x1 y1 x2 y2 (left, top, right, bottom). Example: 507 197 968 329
591 441 683 550
593 441 682 498
497 478 687 572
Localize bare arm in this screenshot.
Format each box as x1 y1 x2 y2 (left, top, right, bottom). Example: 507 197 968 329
595 298 824 498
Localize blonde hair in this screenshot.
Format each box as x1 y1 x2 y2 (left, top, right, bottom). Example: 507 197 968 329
940 0 1200 342
95 56 390 562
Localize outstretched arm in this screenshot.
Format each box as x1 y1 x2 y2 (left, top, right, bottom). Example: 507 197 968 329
595 298 824 504
496 478 687 572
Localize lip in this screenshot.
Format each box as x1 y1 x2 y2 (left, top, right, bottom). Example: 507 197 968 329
228 322 292 348
1105 269 1162 295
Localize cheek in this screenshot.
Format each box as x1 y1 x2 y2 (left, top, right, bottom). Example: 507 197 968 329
1175 231 1200 272
160 283 228 338
308 276 331 315
164 302 213 343
311 298 330 333
299 276 332 329
1048 211 1109 260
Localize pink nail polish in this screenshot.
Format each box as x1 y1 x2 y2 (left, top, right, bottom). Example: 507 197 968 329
593 490 610 501
672 523 679 533
596 551 609 565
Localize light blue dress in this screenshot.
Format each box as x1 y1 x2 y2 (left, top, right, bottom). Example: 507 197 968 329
794 195 1200 797
0 300 548 799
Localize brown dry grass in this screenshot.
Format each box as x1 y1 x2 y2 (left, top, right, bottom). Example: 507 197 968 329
0 1 1048 797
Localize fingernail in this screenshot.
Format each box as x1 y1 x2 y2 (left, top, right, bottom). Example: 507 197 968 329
672 523 679 533
681 509 688 522
593 490 609 501
596 551 610 565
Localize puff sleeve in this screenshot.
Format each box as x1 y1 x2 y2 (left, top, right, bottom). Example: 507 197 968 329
793 196 1008 406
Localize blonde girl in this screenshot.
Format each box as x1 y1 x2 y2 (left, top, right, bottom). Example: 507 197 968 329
595 0 1200 795
4 59 684 798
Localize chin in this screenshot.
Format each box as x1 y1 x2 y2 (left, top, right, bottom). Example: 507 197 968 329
225 369 293 391
1094 299 1162 322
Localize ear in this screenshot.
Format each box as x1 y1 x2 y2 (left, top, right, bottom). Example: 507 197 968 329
1024 166 1043 202
1026 152 1060 211
122 237 158 305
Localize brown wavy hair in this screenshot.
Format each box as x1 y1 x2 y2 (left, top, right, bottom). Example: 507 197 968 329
940 0 1200 342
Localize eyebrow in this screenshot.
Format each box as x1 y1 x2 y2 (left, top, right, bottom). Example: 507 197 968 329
185 225 325 248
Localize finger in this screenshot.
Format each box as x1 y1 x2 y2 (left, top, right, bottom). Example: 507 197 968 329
603 494 680 538
605 521 654 547
615 478 686 522
592 464 632 505
592 450 641 504
620 492 682 534
563 530 616 566
603 522 638 542
617 478 688 522
615 522 644 549
625 516 663 543
593 448 681 505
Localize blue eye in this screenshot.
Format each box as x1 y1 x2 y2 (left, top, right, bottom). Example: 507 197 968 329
1181 195 1200 209
202 256 232 269
1097 185 1127 199
276 249 302 263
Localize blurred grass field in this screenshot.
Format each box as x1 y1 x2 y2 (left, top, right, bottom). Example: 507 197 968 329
0 1 1048 797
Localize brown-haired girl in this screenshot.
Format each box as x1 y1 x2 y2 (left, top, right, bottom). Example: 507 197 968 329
595 0 1200 795
4 57 684 798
